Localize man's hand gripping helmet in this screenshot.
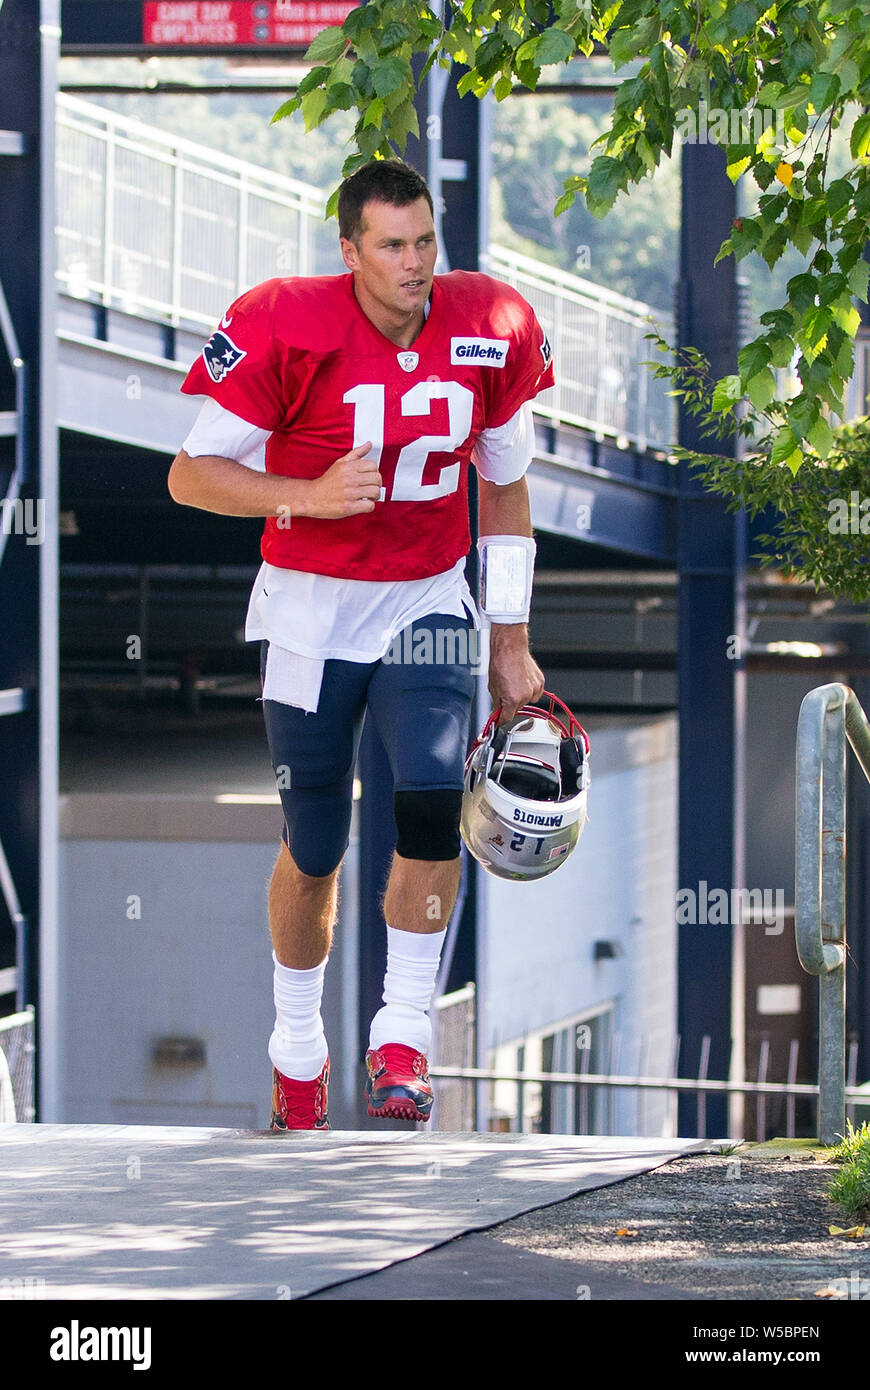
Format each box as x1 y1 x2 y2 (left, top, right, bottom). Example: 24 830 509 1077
460 691 590 881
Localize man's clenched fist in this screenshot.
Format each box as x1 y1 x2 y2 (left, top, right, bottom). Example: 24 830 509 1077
305 441 382 519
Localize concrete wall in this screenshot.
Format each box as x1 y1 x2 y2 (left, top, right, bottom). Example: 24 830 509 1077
478 715 678 1136
57 795 360 1129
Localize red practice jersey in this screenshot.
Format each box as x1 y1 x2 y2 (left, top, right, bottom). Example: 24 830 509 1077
180 270 554 581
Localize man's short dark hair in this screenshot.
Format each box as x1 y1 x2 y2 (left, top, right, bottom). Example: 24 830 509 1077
338 159 434 245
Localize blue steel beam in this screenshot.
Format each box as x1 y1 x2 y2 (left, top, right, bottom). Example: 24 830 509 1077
528 451 677 561
0 2 50 1027
0 0 60 1136
676 142 745 1138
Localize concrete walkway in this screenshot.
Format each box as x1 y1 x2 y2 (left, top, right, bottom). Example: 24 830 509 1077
0 1125 711 1299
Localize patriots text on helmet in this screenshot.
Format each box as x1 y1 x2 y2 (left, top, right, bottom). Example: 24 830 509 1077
512 808 564 827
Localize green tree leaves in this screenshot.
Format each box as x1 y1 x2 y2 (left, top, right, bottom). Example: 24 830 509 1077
371 55 412 98
647 328 870 599
851 112 870 158
303 26 347 64
535 26 576 66
583 155 629 216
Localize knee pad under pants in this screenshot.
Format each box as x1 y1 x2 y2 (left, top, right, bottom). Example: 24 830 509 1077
393 787 465 861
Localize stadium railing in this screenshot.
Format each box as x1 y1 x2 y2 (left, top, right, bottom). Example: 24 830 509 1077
796 683 870 1145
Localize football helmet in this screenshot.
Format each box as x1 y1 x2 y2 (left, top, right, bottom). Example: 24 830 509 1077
461 691 590 881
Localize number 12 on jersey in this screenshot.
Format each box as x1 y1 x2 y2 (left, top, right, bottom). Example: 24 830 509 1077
343 381 474 503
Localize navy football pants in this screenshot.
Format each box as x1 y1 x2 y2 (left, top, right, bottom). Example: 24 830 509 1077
258 611 477 877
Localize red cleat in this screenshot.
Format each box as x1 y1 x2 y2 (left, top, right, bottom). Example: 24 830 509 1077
365 1043 434 1122
270 1057 330 1131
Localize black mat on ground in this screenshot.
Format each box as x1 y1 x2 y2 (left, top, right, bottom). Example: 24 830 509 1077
306 1230 706 1301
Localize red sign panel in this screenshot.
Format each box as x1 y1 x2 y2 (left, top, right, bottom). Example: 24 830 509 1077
143 2 358 49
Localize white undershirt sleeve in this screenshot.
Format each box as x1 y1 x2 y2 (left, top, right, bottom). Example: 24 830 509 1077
181 397 273 472
471 401 535 485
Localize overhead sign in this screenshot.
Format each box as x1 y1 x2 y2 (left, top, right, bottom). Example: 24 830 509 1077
144 1 358 47
61 1 359 53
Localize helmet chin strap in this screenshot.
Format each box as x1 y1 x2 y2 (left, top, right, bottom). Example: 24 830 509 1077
491 723 508 761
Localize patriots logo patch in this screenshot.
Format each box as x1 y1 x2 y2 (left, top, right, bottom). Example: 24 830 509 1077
203 330 246 383
540 333 553 369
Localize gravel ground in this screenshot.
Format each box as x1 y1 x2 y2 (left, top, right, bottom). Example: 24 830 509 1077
486 1142 870 1300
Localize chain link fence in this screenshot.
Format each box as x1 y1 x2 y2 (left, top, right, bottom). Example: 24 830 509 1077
0 1009 35 1123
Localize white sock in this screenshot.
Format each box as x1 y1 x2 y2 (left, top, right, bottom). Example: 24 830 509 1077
368 925 447 1054
268 952 329 1081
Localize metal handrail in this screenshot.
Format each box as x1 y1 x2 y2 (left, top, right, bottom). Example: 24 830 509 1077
56 93 330 203
429 1064 869 1141
482 245 676 451
0 1008 33 1034
795 683 870 1144
430 1062 868 1099
55 93 327 330
482 244 670 321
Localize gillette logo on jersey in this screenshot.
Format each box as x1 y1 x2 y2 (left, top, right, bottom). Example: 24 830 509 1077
181 270 555 581
450 337 509 366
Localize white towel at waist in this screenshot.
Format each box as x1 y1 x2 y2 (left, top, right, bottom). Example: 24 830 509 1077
261 643 325 714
